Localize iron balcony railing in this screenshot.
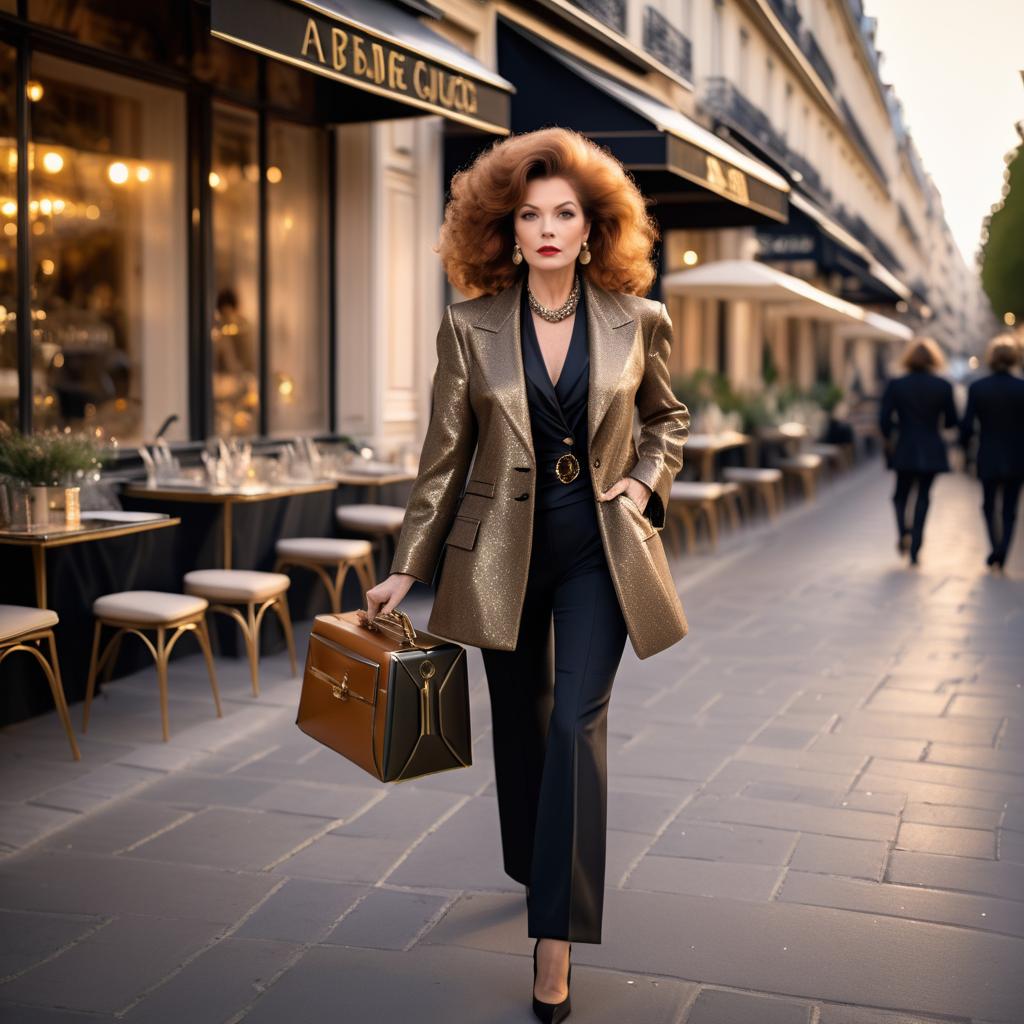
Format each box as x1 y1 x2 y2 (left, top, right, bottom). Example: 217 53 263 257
643 6 693 81
568 0 626 34
704 76 788 164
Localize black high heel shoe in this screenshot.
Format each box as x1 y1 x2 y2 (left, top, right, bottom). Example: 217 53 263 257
532 938 572 1022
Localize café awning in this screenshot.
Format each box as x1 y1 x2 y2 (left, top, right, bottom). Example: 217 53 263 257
837 311 914 342
211 0 514 134
497 19 790 226
662 259 865 324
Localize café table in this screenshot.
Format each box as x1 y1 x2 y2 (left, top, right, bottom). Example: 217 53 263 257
684 431 758 482
0 511 180 609
756 423 809 459
326 467 417 505
123 480 337 570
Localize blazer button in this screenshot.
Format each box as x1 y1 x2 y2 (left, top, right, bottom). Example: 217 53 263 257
514 493 529 501
593 458 600 467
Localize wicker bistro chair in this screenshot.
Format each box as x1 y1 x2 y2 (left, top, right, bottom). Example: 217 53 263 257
722 467 785 520
83 591 222 743
334 504 405 580
0 606 80 760
274 537 376 614
182 570 297 696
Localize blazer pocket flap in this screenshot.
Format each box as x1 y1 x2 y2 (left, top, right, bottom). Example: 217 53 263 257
445 514 480 550
464 478 495 498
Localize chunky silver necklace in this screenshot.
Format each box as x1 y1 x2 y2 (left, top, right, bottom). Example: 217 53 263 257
527 275 580 323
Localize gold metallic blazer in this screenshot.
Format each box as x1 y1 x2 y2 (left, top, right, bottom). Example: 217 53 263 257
389 273 690 660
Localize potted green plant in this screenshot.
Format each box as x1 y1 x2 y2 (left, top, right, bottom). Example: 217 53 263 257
0 424 109 527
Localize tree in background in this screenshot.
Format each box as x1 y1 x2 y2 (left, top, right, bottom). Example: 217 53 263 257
979 123 1023 327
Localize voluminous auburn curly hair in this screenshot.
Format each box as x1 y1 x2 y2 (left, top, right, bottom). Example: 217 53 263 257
436 127 659 299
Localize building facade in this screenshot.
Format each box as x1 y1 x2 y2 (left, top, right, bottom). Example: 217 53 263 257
0 0 990 462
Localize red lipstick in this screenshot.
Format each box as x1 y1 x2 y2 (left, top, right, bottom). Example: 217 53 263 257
537 246 561 255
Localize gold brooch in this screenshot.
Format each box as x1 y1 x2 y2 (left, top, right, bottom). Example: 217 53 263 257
555 453 580 483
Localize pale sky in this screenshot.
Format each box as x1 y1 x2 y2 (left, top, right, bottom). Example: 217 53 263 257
865 0 1023 268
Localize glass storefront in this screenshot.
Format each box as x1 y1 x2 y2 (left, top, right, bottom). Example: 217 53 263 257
1 2 335 444
266 119 327 436
211 103 260 438
28 54 187 442
0 41 16 426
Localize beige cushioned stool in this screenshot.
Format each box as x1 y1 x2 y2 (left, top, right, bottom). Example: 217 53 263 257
274 537 375 614
83 591 221 743
334 504 405 580
183 570 296 697
722 467 784 520
778 453 824 501
668 481 744 554
0 605 79 760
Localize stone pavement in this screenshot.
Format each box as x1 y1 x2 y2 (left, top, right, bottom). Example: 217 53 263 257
0 461 1022 1023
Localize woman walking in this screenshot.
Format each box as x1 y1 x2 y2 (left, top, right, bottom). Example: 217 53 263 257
959 333 1024 571
878 336 958 566
365 127 690 1020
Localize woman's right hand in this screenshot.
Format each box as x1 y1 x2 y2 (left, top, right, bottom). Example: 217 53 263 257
365 573 417 622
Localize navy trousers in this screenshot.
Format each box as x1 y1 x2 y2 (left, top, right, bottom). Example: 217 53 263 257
480 496 629 944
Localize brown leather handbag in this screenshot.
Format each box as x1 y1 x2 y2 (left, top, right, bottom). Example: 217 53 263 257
296 607 472 783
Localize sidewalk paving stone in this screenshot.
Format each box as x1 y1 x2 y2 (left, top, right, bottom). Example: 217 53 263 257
0 464 1020 1022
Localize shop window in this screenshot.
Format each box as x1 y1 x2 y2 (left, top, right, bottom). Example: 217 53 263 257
211 102 260 437
27 53 187 442
28 0 189 70
266 119 327 436
0 42 16 426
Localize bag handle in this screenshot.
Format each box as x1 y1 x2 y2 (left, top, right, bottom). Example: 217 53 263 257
355 607 419 646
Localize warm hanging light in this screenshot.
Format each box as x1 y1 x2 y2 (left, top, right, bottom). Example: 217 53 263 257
266 166 283 184
42 151 63 174
1 201 15 217
40 259 55 275
136 165 152 183
107 161 129 185
26 81 44 102
1006 312 1017 327
208 171 222 189
682 249 699 266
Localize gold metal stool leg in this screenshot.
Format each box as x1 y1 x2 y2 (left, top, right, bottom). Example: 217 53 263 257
155 626 171 743
43 629 81 761
272 594 298 676
195 616 223 717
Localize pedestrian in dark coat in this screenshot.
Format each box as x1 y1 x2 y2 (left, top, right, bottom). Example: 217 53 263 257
879 337 958 565
960 333 1024 571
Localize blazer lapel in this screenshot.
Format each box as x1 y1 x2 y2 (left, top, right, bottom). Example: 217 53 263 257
468 274 636 466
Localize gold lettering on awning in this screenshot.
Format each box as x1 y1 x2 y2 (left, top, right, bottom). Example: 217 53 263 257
301 17 325 64
706 156 750 205
294 15 486 121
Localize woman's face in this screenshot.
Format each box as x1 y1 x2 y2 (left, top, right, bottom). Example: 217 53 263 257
513 176 590 272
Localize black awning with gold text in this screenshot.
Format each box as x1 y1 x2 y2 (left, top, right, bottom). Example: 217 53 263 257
212 0 513 134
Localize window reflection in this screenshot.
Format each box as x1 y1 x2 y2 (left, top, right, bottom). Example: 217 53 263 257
27 0 188 69
267 120 327 435
211 103 260 437
0 42 16 427
27 54 187 442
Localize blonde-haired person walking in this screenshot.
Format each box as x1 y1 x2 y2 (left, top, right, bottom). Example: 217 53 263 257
365 127 690 1021
879 337 959 566
960 333 1024 571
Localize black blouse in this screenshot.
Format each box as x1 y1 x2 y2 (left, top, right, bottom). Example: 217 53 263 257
520 282 593 510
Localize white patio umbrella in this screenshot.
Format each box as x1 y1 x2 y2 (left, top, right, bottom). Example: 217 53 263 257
661 258 867 325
